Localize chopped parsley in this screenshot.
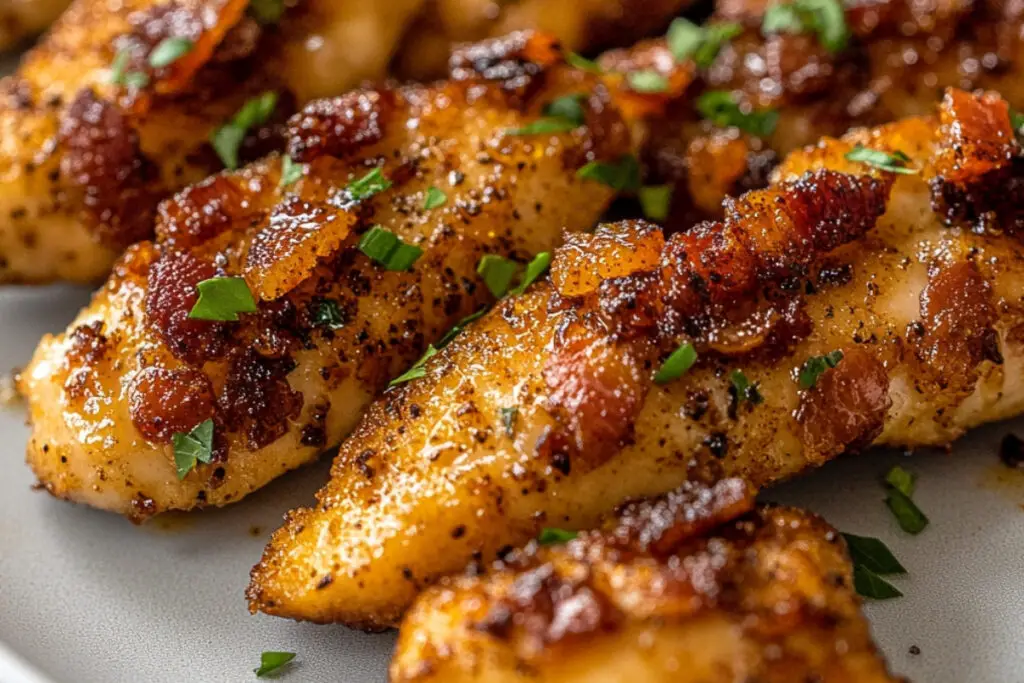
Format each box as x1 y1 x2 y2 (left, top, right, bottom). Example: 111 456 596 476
254 651 296 678
477 254 519 298
508 94 586 136
730 369 763 405
312 299 345 329
638 184 672 221
667 19 743 67
567 52 602 73
883 466 928 534
211 91 278 169
389 345 438 387
344 167 392 202
537 528 578 545
423 186 447 210
576 155 641 192
279 155 304 187
500 406 519 436
627 70 669 94
110 49 149 89
437 307 488 348
844 145 919 175
357 226 423 271
762 0 849 53
842 532 905 600
654 342 698 385
148 37 193 68
188 277 257 321
172 419 214 480
249 0 286 24
1012 109 1024 134
797 349 843 389
510 252 552 296
696 91 779 137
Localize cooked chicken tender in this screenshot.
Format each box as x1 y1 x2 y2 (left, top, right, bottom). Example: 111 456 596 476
249 89 1024 628
19 34 635 521
0 0 69 50
392 479 902 683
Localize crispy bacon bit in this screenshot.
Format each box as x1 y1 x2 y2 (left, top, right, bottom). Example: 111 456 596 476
661 170 889 319
244 196 358 301
915 260 1000 392
58 90 160 248
217 350 302 450
685 131 755 217
610 478 754 556
128 366 215 443
144 249 230 364
448 31 562 94
286 89 393 163
551 221 664 299
797 346 890 461
156 174 264 248
542 326 649 472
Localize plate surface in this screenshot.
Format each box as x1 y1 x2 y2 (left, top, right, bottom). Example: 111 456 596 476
2 286 1024 683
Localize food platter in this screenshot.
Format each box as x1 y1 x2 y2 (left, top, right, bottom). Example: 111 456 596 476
2 283 1023 682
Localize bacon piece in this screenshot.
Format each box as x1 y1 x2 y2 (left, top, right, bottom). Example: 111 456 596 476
128 366 216 443
286 89 394 163
551 221 664 299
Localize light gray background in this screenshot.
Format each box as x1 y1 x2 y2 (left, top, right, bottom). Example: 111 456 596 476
2 284 1024 683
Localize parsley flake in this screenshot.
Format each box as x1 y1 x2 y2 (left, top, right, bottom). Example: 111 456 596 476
313 299 345 329
697 91 779 137
730 369 763 405
110 49 149 88
423 186 447 210
477 254 518 298
627 70 669 94
853 565 903 600
1012 109 1024 134
357 226 423 271
279 155 304 187
763 0 848 53
841 533 907 575
148 37 193 68
797 349 843 389
654 342 698 385
537 528 578 545
172 419 214 480
639 184 673 221
437 308 488 348
211 91 278 169
189 277 257 321
567 52 602 73
844 145 919 175
254 651 296 678
667 19 742 67
510 252 551 296
344 167 392 203
576 155 641 192
885 465 915 497
508 94 586 136
389 345 438 387
507 118 579 136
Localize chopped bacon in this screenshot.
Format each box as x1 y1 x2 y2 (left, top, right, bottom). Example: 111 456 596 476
286 89 393 163
128 366 216 443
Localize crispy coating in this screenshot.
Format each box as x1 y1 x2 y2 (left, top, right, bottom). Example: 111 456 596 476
249 90 1024 628
391 481 902 683
19 37 635 521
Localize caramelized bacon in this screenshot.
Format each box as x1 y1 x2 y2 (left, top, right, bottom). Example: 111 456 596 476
448 31 563 94
286 90 394 164
128 366 216 443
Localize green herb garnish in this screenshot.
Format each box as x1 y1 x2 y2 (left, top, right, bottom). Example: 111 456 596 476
627 70 669 94
345 167 392 203
477 254 519 298
313 299 345 329
188 277 257 321
730 369 763 404
667 18 742 67
249 0 286 24
507 118 579 136
537 528 578 545
389 345 438 387
508 94 586 136
211 91 278 169
853 565 903 600
110 49 149 88
567 52 602 73
886 488 929 535
885 465 915 497
437 308 488 348
844 145 918 175
172 419 214 480
510 252 552 296
654 342 698 385
797 349 843 389
148 37 194 68
696 91 779 137
762 5 805 33
638 185 673 221
841 533 907 575
762 0 848 53
357 226 423 271
576 155 641 192
500 406 519 437
423 186 447 210
279 155 304 187
1012 110 1024 134
254 651 296 678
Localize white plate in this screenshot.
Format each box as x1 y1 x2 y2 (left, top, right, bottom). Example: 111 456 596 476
2 286 1024 683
